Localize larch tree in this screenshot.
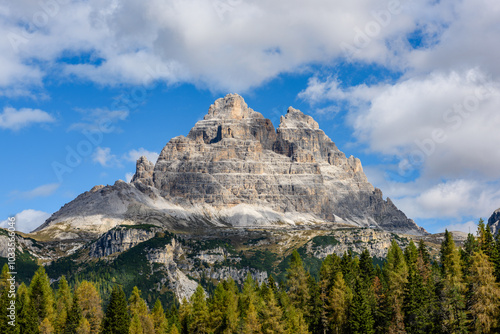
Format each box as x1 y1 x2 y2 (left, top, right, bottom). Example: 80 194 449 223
151 298 169 334
76 281 103 334
241 300 261 334
439 230 467 334
128 286 155 334
328 271 352 334
383 239 408 333
55 276 72 334
468 251 500 333
190 285 210 334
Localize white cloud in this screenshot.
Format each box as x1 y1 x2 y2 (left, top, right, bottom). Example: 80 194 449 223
0 209 51 233
0 0 436 93
0 107 55 131
92 147 121 167
124 148 159 164
125 172 134 183
301 69 500 181
12 183 60 199
441 221 478 234
69 108 128 133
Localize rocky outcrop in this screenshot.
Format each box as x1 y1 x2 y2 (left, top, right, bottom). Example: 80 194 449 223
89 225 161 257
34 93 426 238
488 208 500 235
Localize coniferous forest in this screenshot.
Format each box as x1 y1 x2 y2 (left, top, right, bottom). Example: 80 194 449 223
1 221 500 334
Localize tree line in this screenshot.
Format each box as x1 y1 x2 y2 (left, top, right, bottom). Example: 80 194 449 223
1 219 500 333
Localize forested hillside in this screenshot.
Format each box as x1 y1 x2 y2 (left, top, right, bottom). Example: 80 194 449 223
1 221 499 334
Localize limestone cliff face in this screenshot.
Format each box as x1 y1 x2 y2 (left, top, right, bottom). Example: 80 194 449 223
134 94 424 234
34 93 426 238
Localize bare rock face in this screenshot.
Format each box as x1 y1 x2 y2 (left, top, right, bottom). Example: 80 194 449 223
133 94 425 235
488 208 500 235
35 93 425 238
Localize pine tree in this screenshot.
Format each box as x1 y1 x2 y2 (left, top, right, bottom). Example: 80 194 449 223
190 285 210 334
286 250 310 312
29 267 55 326
0 265 15 334
468 251 500 333
101 285 130 334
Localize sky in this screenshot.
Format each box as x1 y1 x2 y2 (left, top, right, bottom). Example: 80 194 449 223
1 0 499 234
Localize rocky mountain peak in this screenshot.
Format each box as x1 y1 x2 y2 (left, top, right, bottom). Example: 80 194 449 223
204 93 263 121
35 94 427 239
279 106 320 130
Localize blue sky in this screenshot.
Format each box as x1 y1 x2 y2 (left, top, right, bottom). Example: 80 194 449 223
1 0 500 234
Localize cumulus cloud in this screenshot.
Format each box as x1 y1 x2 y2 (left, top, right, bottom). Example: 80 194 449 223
0 107 55 131
92 147 121 167
300 69 500 181
0 209 51 233
0 0 433 93
124 148 159 164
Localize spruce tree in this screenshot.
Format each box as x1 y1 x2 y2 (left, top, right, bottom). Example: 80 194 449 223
383 240 408 332
348 278 374 334
17 282 39 334
286 250 310 311
101 285 130 334
178 297 192 334
65 294 82 334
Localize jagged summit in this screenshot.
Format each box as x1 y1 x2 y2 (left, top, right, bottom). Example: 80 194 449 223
34 94 427 239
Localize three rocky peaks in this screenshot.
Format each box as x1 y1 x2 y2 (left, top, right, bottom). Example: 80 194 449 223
35 94 426 238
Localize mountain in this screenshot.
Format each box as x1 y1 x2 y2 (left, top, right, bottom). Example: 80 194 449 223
488 207 500 235
34 93 425 240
